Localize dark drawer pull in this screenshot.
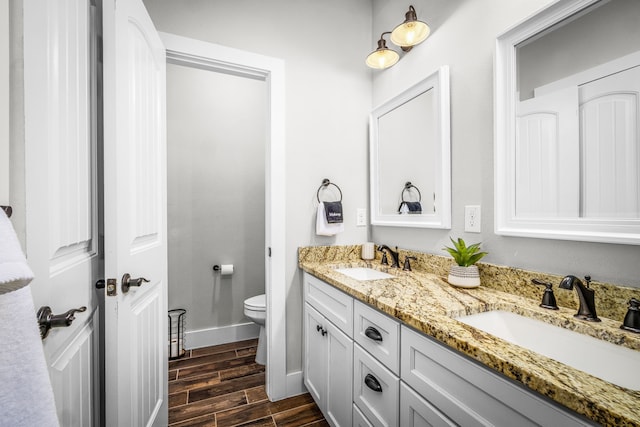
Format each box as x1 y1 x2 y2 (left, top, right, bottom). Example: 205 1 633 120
364 374 382 392
364 326 383 342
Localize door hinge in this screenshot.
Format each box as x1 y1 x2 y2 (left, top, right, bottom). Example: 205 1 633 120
268 247 272 257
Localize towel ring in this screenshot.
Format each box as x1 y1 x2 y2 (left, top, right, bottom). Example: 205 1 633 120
316 178 343 203
401 182 422 202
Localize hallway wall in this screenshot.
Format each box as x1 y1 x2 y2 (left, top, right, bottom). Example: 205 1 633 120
144 0 372 373
167 62 266 342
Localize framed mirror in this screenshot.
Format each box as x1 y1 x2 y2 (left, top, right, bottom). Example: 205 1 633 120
495 0 640 244
370 66 451 228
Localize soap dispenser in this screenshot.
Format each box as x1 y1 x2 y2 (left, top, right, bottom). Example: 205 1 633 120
621 298 640 333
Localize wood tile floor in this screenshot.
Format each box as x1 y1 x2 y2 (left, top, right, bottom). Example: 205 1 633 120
169 338 328 427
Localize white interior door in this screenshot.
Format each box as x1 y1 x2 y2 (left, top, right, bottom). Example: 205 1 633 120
580 65 640 218
102 0 168 426
516 86 579 217
23 1 100 425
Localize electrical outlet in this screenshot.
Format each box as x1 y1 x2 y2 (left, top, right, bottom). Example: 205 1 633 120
465 205 481 233
356 208 367 226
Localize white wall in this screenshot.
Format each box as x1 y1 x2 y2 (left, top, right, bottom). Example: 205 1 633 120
144 0 372 372
371 0 640 287
166 63 266 334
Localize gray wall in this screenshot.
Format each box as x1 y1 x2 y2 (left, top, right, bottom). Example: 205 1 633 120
166 63 266 331
371 0 640 287
144 0 372 373
518 0 640 100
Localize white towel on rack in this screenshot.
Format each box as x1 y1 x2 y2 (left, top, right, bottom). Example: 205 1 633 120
316 202 344 236
0 210 60 426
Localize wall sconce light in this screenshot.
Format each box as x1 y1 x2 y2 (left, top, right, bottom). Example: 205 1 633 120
365 32 400 70
366 5 431 70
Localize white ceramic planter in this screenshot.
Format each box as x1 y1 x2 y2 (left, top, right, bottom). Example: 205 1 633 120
447 265 481 288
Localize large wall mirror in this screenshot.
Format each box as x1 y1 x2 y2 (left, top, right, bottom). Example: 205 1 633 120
370 66 451 228
495 0 640 244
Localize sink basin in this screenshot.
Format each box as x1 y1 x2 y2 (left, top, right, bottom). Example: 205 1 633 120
334 267 394 281
456 310 640 390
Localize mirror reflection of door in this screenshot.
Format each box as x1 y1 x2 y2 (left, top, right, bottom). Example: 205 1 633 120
514 0 640 220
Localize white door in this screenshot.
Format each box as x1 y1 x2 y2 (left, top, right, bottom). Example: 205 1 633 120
516 86 579 218
23 1 100 425
580 65 640 218
102 0 168 426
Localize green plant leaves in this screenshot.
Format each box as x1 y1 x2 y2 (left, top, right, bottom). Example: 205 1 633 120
442 237 488 267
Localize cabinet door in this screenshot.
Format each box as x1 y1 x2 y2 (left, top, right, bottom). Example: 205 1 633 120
400 382 455 427
304 303 327 407
325 318 353 427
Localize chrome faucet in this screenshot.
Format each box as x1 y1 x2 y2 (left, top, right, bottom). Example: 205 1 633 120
377 245 400 268
559 275 601 322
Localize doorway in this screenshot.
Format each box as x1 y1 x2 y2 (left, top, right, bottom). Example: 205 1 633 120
161 33 288 400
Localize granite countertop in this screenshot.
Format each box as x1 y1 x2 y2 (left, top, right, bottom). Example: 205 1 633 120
299 252 640 427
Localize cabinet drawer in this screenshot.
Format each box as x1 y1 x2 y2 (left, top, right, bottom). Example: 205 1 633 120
304 273 353 337
353 344 399 427
353 404 374 427
354 300 400 375
400 382 455 427
401 326 595 427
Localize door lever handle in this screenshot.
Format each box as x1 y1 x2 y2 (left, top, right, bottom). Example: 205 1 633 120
37 306 87 339
121 273 150 293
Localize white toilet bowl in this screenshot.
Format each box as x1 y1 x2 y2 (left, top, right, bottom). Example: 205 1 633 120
244 294 266 365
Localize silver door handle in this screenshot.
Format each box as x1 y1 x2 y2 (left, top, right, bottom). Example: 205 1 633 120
121 273 150 293
37 306 87 339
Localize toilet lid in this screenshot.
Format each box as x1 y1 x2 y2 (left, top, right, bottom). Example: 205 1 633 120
244 294 266 310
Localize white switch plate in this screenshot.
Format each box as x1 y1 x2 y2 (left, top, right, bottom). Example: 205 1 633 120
465 205 481 233
356 208 367 226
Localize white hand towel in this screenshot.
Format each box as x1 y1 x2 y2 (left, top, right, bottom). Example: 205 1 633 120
316 202 344 236
0 210 34 294
0 210 60 426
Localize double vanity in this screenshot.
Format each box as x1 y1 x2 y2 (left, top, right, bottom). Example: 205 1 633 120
299 245 640 426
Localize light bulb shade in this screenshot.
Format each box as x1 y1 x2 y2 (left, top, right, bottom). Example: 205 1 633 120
390 6 430 47
366 35 399 69
366 48 399 69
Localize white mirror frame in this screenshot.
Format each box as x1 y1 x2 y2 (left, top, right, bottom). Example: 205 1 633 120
369 66 451 229
495 0 640 245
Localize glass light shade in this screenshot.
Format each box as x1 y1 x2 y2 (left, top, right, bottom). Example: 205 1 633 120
391 20 430 47
366 48 400 69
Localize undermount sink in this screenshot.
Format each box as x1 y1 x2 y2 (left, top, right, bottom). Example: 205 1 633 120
334 267 394 281
456 310 640 390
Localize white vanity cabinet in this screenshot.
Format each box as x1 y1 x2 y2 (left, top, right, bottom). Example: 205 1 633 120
303 273 597 427
401 326 597 427
303 273 353 427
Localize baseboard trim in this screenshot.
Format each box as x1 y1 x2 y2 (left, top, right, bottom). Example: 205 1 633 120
185 322 260 350
286 370 306 397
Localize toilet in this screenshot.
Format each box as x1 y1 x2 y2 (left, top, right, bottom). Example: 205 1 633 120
243 294 266 365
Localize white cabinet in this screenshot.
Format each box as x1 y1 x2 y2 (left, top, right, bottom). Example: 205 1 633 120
303 273 597 427
303 274 353 427
401 325 596 427
353 344 399 427
400 382 455 427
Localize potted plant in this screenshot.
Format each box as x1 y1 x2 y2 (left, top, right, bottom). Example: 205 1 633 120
443 237 488 288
